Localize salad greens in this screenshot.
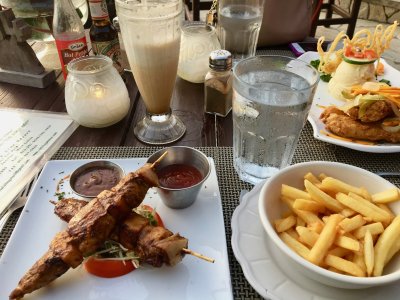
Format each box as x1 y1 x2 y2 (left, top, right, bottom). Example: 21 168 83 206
310 59 332 82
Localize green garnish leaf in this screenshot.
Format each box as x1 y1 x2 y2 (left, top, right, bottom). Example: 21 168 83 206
310 59 320 70
379 79 391 86
320 74 332 82
54 192 65 200
134 205 159 227
310 59 331 82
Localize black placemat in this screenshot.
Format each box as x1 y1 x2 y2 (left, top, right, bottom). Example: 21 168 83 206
1 133 399 299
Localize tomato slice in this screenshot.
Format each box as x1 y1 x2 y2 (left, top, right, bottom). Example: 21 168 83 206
344 46 354 57
352 51 365 59
84 205 164 278
84 257 136 278
142 204 164 228
364 49 378 59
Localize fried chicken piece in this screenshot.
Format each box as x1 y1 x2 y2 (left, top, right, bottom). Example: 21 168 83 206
347 100 392 123
321 106 400 143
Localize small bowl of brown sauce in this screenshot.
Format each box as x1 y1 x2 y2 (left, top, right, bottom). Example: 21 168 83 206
69 160 125 198
147 147 211 209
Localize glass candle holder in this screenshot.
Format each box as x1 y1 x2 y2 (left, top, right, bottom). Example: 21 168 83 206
65 55 130 128
178 21 221 83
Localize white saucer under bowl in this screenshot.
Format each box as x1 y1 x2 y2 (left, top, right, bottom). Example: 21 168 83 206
231 182 400 300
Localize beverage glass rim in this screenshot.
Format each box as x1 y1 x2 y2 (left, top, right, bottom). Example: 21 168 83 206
67 55 113 75
181 21 216 36
232 55 320 92
115 0 182 21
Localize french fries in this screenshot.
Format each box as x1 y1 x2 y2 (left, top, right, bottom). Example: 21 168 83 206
371 188 400 204
308 214 344 265
274 172 400 278
364 230 374 276
373 215 400 276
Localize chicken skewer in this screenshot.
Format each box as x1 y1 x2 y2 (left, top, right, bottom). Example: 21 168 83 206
10 163 159 300
53 198 214 265
53 198 188 267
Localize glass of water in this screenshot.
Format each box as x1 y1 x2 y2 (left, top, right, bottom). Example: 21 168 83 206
218 0 265 62
232 56 319 184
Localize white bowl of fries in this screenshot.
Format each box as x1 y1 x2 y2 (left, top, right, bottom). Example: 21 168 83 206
258 161 400 289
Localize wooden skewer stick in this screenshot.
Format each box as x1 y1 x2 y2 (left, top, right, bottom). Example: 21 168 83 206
182 248 215 263
150 151 168 169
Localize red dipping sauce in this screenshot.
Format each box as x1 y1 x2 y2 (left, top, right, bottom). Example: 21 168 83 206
158 164 203 189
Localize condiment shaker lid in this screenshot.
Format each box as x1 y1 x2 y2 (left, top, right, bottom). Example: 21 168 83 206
112 17 120 32
209 50 232 71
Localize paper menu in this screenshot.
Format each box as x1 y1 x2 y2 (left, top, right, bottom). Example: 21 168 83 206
0 109 78 216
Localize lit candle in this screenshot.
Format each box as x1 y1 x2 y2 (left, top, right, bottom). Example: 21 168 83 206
65 56 130 128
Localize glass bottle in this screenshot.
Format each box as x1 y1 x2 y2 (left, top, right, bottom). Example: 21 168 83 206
204 50 232 117
53 0 89 79
88 0 123 75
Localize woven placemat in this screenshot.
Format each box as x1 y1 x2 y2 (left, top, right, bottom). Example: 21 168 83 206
1 122 400 299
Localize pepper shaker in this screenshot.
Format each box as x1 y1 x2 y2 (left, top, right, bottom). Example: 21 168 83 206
204 50 232 117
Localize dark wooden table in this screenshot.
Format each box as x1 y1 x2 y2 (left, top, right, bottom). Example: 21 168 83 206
0 67 232 147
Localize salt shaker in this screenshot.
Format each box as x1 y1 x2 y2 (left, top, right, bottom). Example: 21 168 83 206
204 50 232 117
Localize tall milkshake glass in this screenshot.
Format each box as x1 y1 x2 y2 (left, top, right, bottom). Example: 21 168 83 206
115 0 185 144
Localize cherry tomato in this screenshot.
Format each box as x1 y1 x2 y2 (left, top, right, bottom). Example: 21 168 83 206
84 257 136 278
142 205 164 228
364 49 378 59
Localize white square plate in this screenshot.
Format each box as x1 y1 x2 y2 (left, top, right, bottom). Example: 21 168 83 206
0 158 232 300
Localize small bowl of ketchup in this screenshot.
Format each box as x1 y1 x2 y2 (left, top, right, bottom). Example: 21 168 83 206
147 147 211 209
70 160 125 198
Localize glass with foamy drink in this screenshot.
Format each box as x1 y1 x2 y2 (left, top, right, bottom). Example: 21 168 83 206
115 0 185 144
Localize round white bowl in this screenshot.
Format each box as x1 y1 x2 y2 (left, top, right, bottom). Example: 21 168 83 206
258 161 400 289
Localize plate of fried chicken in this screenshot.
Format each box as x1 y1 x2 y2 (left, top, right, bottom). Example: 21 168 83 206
301 51 400 153
0 158 232 300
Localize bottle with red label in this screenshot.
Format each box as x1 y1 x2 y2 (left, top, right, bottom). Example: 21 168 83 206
53 0 89 79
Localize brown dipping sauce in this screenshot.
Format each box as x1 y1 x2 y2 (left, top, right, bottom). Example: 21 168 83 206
73 167 121 197
158 164 203 189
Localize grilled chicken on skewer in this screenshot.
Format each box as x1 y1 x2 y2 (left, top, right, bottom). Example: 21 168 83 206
10 164 159 300
53 198 188 267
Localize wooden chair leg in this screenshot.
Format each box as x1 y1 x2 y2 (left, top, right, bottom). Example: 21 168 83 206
310 0 323 37
346 0 362 38
192 0 200 21
324 0 335 28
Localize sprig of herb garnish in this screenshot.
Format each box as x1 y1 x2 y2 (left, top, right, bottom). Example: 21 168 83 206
134 205 158 226
86 240 140 268
320 74 332 82
379 78 391 86
310 59 332 82
54 192 65 200
310 59 320 70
